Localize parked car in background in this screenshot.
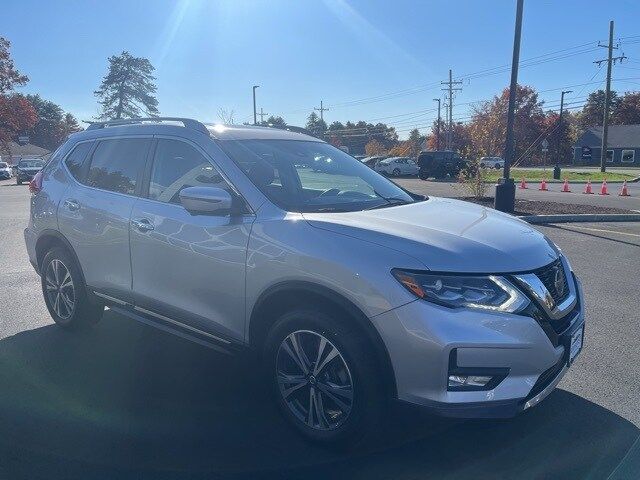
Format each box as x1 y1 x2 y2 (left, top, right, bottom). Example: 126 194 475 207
0 162 12 179
25 118 585 447
479 156 504 169
15 158 45 185
417 150 467 179
374 157 419 176
360 155 387 169
353 155 367 160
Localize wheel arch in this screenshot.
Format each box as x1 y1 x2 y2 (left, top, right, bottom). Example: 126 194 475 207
249 281 398 398
35 230 87 285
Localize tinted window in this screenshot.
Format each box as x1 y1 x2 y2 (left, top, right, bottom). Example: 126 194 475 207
149 139 230 204
64 142 93 181
86 139 150 195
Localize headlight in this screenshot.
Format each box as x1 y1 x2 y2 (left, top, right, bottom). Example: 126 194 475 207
392 269 530 313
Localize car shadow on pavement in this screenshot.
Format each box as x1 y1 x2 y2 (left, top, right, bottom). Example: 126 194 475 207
0 310 637 480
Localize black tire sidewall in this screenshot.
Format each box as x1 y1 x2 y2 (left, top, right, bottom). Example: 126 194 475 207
41 247 101 328
264 309 381 446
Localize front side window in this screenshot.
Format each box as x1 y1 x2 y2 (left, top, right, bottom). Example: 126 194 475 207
219 139 416 212
149 139 230 204
621 149 635 163
64 142 93 181
86 138 150 195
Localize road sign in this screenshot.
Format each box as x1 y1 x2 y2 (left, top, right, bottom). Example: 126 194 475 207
541 138 549 150
17 135 29 145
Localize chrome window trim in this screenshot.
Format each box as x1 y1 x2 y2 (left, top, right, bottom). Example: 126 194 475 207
513 256 577 320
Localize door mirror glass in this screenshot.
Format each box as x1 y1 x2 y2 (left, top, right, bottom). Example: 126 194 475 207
179 186 232 215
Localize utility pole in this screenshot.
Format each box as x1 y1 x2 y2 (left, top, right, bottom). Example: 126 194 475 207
441 70 462 150
556 90 572 165
494 0 524 214
594 21 626 172
252 85 260 126
314 100 329 122
433 98 441 150
258 108 269 124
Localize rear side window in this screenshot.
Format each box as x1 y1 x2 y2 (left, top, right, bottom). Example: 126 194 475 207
64 142 93 181
148 139 230 204
86 138 150 195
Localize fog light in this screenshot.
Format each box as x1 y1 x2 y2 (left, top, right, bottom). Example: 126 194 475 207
448 375 493 388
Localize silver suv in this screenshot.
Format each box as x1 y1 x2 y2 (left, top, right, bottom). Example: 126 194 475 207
25 118 585 446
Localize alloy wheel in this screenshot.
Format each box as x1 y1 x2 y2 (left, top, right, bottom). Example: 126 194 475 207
45 259 75 320
276 330 354 430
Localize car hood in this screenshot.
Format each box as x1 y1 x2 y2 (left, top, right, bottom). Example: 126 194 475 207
302 197 558 273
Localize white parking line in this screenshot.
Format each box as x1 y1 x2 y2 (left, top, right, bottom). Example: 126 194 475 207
563 225 640 238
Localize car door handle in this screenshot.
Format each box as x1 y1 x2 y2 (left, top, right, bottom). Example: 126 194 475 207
131 218 154 232
63 199 80 211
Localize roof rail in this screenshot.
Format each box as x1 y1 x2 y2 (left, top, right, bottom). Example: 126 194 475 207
84 117 209 135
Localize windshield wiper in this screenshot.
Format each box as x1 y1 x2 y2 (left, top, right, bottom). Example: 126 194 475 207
366 197 412 210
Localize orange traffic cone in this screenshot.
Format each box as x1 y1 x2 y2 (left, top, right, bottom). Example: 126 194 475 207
539 179 548 191
619 180 630 197
599 180 609 195
519 177 528 189
583 180 593 194
561 179 571 193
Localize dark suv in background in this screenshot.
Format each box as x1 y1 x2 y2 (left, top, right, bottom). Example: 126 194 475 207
16 158 45 185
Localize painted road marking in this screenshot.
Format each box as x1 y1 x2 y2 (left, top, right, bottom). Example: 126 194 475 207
563 225 640 238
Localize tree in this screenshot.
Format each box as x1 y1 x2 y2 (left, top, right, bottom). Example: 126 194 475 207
94 51 159 119
576 89 620 131
23 95 82 150
305 111 327 137
265 115 287 127
612 92 640 125
365 139 385 156
62 113 81 136
467 84 545 163
217 108 235 124
0 37 28 94
0 38 37 152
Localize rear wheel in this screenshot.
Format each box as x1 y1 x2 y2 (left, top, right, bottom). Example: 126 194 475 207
41 247 104 329
265 309 383 447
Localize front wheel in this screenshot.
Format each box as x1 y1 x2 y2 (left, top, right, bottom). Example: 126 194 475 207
392 168 401 176
265 309 383 447
41 247 104 329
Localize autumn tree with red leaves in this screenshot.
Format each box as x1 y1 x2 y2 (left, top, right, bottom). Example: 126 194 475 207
0 37 37 153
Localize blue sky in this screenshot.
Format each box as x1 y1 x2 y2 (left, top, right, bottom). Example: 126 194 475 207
4 0 640 138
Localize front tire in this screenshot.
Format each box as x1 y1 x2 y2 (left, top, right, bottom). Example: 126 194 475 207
392 168 401 176
265 309 383 447
41 247 104 329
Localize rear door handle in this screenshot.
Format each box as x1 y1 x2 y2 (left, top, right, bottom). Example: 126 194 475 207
63 199 80 211
131 218 154 232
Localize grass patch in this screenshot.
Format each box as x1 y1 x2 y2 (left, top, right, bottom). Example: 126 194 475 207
482 168 636 182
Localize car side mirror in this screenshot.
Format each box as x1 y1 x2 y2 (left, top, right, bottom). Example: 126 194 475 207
179 186 232 215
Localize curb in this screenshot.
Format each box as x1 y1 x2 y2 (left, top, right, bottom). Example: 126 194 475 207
519 214 640 224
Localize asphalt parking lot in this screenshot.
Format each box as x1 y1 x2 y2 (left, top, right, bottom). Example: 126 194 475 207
394 177 640 211
1 179 639 479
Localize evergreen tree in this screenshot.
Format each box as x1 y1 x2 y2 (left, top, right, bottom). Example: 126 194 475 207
94 51 159 119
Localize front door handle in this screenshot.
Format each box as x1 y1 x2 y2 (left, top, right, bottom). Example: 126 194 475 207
63 199 80 211
131 218 154 232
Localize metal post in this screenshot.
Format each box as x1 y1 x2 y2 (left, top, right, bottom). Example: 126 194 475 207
557 90 572 165
252 85 259 126
433 98 441 150
494 0 524 213
600 21 614 173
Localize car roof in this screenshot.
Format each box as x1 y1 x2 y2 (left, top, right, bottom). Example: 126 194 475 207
205 124 322 142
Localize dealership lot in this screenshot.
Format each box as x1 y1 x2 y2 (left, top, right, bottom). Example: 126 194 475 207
0 180 639 479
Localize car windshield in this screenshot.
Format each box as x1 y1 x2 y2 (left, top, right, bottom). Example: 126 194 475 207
219 139 416 212
18 160 44 168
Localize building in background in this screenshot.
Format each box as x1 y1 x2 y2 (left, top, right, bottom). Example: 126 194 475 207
0 141 50 165
574 125 640 166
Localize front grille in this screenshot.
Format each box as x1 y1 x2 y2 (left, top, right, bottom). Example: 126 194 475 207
533 259 569 305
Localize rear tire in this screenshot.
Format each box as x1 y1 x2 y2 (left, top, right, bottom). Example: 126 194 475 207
264 308 384 448
41 247 104 329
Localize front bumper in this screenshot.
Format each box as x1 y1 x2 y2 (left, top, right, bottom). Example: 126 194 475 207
373 274 584 418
